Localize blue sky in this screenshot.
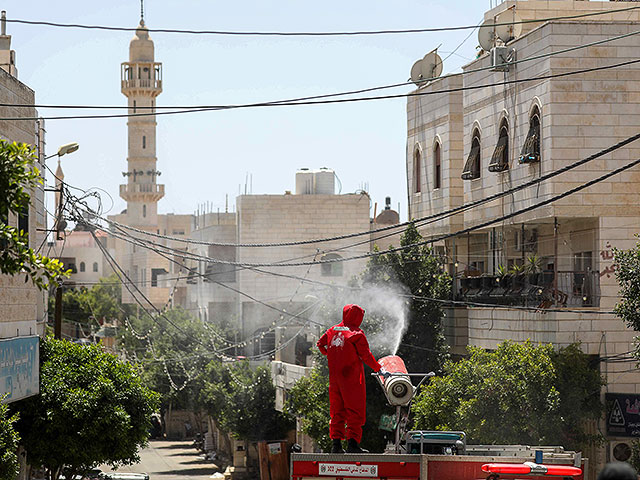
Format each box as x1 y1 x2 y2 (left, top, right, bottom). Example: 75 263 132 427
5 0 489 222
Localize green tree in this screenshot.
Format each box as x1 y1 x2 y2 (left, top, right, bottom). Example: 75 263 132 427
0 397 19 480
0 140 68 289
13 337 159 480
411 340 604 450
614 237 640 333
362 222 451 373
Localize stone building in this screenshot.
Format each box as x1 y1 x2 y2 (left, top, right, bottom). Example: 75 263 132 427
407 0 640 470
184 168 375 360
108 18 191 308
0 11 45 404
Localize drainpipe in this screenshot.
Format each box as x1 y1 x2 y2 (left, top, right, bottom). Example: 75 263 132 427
553 217 558 306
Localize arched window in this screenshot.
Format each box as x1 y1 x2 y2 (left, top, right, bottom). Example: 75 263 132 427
520 106 541 163
93 262 98 272
143 136 146 149
414 148 422 193
489 119 509 172
321 253 344 277
133 100 136 113
80 262 85 272
143 204 147 218
433 142 442 189
462 129 481 180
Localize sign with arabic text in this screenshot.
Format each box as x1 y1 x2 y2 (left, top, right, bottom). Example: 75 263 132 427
318 463 378 477
0 336 39 403
606 393 640 437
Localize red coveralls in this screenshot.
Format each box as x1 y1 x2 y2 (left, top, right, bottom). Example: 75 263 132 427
317 304 381 444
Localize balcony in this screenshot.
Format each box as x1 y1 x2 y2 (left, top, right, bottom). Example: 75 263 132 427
456 270 600 308
121 78 162 91
119 183 165 202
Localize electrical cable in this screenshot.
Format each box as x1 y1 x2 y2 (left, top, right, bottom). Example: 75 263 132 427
5 57 640 121
6 6 640 36
95 128 640 249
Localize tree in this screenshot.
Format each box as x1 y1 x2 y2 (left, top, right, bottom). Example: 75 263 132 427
361 222 451 373
12 337 159 480
0 397 19 480
411 340 604 450
0 140 68 289
613 237 640 333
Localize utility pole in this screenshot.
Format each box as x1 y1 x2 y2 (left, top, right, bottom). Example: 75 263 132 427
54 179 64 340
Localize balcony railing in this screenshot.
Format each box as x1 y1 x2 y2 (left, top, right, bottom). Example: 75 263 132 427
121 79 162 90
119 183 165 196
456 270 600 308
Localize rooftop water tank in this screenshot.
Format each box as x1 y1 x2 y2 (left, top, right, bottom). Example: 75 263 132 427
314 167 335 195
295 168 314 195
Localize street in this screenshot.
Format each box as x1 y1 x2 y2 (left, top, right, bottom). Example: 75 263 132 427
102 441 221 480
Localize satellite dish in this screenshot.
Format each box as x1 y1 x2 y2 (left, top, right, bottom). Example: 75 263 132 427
478 19 496 51
421 50 443 80
410 59 425 85
495 9 523 43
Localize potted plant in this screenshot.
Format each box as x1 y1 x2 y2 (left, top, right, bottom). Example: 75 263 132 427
524 254 542 285
509 263 525 289
495 264 511 289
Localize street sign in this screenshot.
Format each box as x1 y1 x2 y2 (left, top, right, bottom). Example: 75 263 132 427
606 393 640 437
0 336 39 403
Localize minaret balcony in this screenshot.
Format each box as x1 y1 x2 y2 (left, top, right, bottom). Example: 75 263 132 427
121 78 162 93
120 183 165 202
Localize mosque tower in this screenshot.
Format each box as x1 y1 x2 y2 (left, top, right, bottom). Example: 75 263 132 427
119 15 163 228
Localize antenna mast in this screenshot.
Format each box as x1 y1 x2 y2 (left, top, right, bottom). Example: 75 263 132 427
140 0 144 23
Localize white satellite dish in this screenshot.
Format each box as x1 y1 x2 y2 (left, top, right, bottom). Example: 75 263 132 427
421 50 443 80
495 9 523 43
478 19 496 51
410 59 425 85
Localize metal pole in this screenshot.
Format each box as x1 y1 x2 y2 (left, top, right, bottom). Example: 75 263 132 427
54 285 62 339
553 217 558 306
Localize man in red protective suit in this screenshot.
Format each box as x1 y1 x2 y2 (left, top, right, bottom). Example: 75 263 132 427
317 304 389 453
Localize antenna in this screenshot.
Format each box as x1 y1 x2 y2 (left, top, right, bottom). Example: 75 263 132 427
421 49 443 80
140 0 144 22
478 19 496 51
495 9 523 43
410 48 443 86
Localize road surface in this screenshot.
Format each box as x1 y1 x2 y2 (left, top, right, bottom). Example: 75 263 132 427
102 441 221 480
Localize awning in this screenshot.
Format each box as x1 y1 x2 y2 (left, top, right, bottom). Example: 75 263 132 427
461 145 480 180
488 135 509 172
519 122 540 163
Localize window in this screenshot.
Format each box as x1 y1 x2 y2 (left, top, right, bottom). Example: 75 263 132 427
433 142 442 190
151 268 167 287
133 100 136 113
520 107 541 163
143 204 147 218
462 130 481 180
93 262 98 272
254 328 275 356
204 245 237 283
18 204 29 236
142 136 146 149
489 120 509 172
80 262 85 272
321 253 343 277
414 148 422 193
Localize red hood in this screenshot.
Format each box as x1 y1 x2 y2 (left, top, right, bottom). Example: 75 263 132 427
342 304 364 329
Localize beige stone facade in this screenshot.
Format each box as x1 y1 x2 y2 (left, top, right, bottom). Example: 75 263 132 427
0 48 46 340
408 0 640 470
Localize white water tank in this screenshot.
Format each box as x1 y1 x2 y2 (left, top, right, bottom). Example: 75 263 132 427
295 168 314 195
314 167 335 195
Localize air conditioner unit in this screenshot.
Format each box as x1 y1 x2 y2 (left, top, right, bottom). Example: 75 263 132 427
491 46 514 72
514 228 538 252
610 440 633 463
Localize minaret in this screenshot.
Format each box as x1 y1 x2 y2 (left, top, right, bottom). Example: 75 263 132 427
119 16 163 228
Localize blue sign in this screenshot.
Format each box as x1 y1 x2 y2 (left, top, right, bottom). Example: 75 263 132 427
606 393 640 437
0 336 39 403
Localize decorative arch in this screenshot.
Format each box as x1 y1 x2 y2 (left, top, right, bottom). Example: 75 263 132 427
413 143 423 193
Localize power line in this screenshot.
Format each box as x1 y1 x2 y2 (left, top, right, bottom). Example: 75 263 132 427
5 56 640 121
88 129 640 250
6 6 640 36
7 22 640 122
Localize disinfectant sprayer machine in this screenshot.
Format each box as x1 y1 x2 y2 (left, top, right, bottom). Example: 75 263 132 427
373 355 436 453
